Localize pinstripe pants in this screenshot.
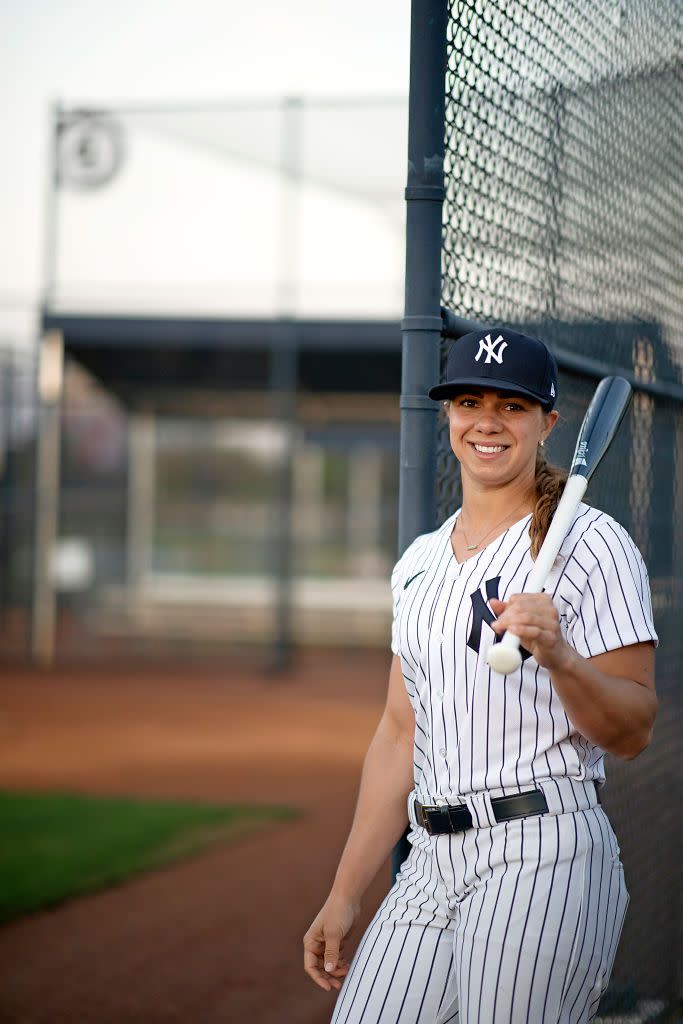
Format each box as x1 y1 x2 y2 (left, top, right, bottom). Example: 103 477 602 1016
331 780 628 1024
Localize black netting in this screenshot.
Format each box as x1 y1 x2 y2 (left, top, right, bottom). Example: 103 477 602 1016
439 2 682 1018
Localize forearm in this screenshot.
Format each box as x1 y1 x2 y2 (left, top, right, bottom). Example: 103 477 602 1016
490 594 656 760
550 644 657 759
331 718 414 905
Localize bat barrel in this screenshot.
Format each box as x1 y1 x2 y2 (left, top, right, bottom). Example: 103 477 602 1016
569 376 632 480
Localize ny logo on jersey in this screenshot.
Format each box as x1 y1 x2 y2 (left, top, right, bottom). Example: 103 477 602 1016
467 576 531 663
475 333 508 365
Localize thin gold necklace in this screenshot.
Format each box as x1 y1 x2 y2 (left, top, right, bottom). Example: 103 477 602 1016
455 499 530 551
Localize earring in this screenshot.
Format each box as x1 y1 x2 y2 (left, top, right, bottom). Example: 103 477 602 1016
539 438 545 448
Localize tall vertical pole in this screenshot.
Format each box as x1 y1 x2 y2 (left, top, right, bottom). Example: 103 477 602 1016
399 0 448 557
269 97 303 671
269 334 297 673
42 102 61 310
31 329 64 666
394 0 448 875
31 99 63 666
277 97 302 316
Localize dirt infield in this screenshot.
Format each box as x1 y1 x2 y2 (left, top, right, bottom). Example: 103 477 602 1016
0 651 392 1024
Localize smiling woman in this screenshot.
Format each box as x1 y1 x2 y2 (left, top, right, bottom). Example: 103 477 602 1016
445 387 566 562
447 389 556 542
303 326 658 1024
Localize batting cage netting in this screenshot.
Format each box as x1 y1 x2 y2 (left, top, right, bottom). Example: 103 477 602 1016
434 2 682 1019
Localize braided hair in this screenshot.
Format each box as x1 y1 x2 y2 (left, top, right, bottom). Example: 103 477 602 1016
529 452 568 559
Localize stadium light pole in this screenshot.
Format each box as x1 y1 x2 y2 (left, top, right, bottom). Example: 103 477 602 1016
269 97 303 673
394 0 448 876
31 329 64 666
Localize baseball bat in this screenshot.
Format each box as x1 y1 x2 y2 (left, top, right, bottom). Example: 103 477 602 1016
486 375 633 675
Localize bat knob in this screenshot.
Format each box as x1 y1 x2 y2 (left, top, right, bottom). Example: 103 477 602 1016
487 645 522 674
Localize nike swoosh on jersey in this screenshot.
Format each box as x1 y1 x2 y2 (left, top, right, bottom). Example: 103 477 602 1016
404 570 426 589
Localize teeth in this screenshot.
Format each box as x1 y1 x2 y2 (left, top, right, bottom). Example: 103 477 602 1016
474 444 506 453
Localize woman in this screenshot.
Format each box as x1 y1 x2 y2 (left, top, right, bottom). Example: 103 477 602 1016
303 328 657 1024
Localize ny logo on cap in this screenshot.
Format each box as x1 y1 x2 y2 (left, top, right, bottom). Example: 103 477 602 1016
475 334 508 365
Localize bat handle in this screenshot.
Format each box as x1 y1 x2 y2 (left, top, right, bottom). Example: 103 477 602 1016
486 630 524 674
486 475 589 674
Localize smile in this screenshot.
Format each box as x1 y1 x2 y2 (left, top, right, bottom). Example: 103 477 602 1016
471 443 508 454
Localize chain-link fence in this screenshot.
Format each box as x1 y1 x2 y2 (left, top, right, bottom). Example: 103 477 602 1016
436 2 682 1019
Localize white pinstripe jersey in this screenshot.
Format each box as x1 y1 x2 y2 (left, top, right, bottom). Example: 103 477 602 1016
391 503 658 802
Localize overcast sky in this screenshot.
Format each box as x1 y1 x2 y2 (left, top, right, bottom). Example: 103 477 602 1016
0 0 410 343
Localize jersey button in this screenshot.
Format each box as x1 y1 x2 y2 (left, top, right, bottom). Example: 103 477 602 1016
439 747 447 757
437 690 444 700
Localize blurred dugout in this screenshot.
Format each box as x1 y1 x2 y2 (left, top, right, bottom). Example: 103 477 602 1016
2 99 410 663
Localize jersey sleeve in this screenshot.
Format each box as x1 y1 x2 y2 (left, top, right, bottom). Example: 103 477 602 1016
389 533 424 656
390 550 407 656
561 518 658 659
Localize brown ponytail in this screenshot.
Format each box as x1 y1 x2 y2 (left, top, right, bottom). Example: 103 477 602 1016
529 452 568 559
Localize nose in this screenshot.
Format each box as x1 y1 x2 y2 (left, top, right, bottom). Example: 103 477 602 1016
474 408 504 433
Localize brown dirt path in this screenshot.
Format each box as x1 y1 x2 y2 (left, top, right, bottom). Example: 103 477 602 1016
0 652 393 1024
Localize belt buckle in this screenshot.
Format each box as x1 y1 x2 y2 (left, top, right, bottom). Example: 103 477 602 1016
418 803 438 833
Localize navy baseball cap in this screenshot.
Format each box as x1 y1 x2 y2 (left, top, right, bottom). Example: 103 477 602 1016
428 327 558 410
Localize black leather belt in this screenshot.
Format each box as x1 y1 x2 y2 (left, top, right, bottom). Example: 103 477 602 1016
415 789 549 835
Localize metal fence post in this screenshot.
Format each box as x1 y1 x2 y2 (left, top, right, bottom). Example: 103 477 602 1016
31 329 64 667
269 329 298 673
393 0 448 877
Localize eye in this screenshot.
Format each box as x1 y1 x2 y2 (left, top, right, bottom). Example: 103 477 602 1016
504 400 527 412
457 397 478 407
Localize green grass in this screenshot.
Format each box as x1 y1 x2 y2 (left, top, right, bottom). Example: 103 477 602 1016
0 790 295 924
